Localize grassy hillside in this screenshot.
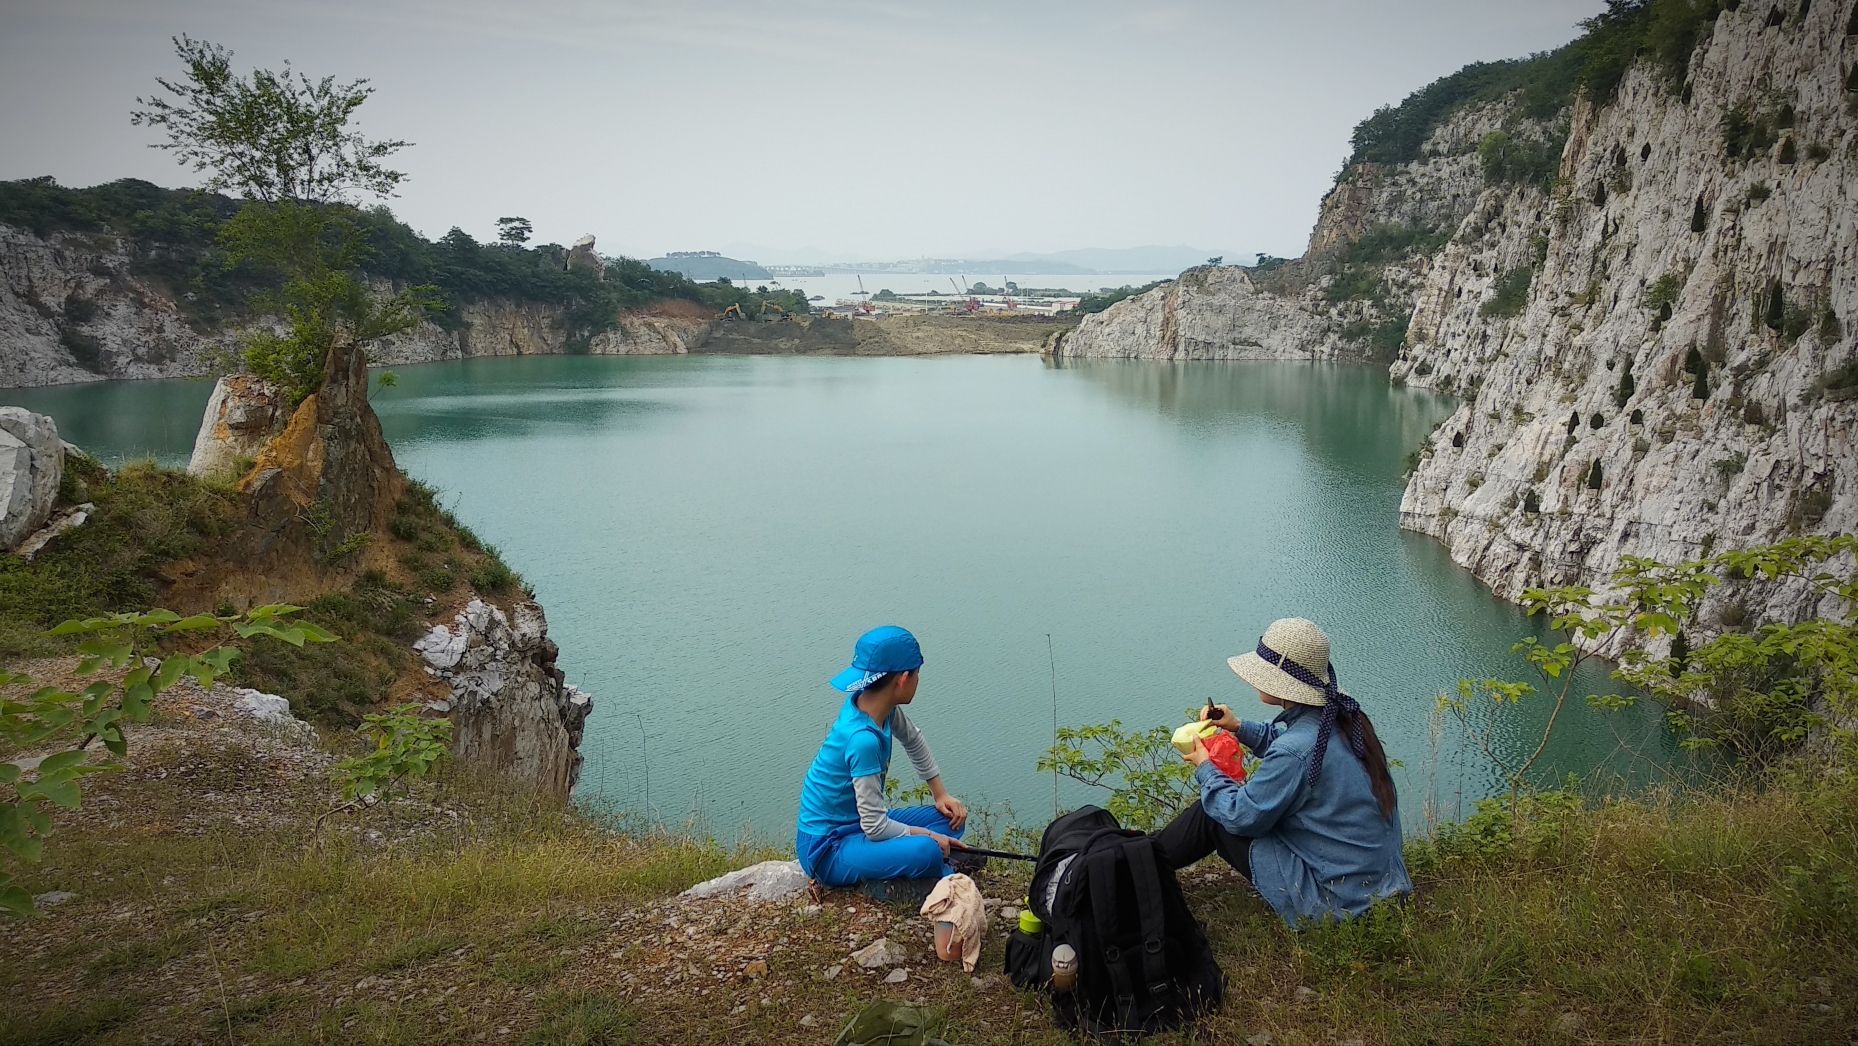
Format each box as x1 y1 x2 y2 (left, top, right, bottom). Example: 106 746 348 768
0 176 809 350
1344 0 1739 173
2 706 1853 1045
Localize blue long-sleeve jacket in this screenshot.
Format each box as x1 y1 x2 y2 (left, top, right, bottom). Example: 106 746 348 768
1195 703 1412 926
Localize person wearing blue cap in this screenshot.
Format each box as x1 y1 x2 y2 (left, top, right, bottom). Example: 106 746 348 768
795 625 969 888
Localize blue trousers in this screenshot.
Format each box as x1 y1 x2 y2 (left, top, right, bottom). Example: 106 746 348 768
802 806 964 887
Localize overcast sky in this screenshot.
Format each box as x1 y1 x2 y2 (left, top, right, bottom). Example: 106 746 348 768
1 0 1605 263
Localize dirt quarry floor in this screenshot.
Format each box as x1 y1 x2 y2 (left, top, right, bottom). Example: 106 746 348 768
699 313 1074 356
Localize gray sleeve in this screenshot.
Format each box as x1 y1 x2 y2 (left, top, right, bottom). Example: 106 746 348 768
852 774 911 841
889 709 941 782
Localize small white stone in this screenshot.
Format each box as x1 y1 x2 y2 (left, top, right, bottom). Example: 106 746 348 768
33 890 77 908
884 968 908 983
799 1015 816 1028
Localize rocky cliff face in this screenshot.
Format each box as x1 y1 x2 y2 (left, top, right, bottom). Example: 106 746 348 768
1065 3 1857 631
0 225 241 386
1395 2 1858 635
0 228 713 388
1055 102 1523 364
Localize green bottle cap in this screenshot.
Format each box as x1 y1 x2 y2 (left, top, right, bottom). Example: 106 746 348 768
1019 908 1044 934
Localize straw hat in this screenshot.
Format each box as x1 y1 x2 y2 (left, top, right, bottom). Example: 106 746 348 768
1227 618 1335 707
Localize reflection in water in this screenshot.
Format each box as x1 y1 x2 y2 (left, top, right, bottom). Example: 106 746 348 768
5 354 1693 838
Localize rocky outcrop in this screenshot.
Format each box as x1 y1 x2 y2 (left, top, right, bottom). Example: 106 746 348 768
1055 266 1348 361
0 225 241 386
188 374 288 478
366 302 711 364
414 598 593 799
236 335 404 570
1 406 62 550
1055 102 1530 364
566 235 604 276
1393 2 1858 636
0 225 715 386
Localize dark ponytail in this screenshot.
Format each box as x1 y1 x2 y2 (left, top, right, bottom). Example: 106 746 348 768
1339 706 1398 820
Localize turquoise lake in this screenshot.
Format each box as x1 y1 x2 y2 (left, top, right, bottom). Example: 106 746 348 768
8 355 1687 840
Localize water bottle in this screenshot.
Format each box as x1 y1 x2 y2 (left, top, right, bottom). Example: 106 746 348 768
1050 943 1078 991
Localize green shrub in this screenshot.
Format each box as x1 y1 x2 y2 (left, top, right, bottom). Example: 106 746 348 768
1480 267 1533 318
1477 131 1564 188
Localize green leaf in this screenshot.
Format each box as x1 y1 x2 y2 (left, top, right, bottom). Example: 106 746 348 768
30 779 81 810
295 622 339 644
0 883 33 917
162 614 224 632
35 751 87 774
132 609 182 626
154 655 191 691
0 671 30 688
0 764 18 785
123 682 155 721
47 618 108 636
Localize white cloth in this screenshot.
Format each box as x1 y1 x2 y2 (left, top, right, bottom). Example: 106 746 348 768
920 873 987 972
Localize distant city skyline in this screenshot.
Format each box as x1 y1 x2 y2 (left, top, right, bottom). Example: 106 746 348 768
1 0 1606 262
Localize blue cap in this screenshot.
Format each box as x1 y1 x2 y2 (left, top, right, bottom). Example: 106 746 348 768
829 625 924 693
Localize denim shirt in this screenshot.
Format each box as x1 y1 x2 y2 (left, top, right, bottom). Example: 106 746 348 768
1194 703 1412 926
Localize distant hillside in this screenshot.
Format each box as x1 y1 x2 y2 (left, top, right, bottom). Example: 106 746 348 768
646 252 772 282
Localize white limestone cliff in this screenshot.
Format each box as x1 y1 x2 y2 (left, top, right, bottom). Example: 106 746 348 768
0 226 713 388
1394 2 1857 638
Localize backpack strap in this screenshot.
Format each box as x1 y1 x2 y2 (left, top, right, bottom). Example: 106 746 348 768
1085 845 1139 1024
1124 837 1178 1009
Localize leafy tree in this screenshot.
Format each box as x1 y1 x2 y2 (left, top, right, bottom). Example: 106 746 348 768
1 606 333 915
495 217 533 246
1039 718 1201 831
132 37 437 403
1205 256 1223 266
131 36 408 204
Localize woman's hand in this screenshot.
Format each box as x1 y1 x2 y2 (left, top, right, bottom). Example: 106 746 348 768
935 793 968 831
1181 738 1211 767
1202 704 1238 730
919 829 955 857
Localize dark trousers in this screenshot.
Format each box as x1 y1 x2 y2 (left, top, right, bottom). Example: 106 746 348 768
1151 800 1254 881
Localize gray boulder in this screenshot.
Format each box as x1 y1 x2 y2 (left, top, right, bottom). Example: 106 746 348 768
0 407 63 551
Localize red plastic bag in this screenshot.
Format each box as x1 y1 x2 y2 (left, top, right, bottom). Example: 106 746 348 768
1203 730 1247 782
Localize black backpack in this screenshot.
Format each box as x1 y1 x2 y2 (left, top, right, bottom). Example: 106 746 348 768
1005 806 1224 1043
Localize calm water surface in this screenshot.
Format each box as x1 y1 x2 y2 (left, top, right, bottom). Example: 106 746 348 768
8 356 1682 839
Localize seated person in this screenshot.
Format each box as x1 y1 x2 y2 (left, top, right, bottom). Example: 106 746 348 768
795 625 968 887
1153 617 1412 926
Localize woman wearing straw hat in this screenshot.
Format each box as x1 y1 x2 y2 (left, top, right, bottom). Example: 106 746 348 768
1152 617 1412 926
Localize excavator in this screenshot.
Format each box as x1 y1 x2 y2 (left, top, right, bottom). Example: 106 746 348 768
719 300 796 322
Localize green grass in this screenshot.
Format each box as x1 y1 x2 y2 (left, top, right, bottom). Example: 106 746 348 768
6 719 1854 1044
0 458 239 657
